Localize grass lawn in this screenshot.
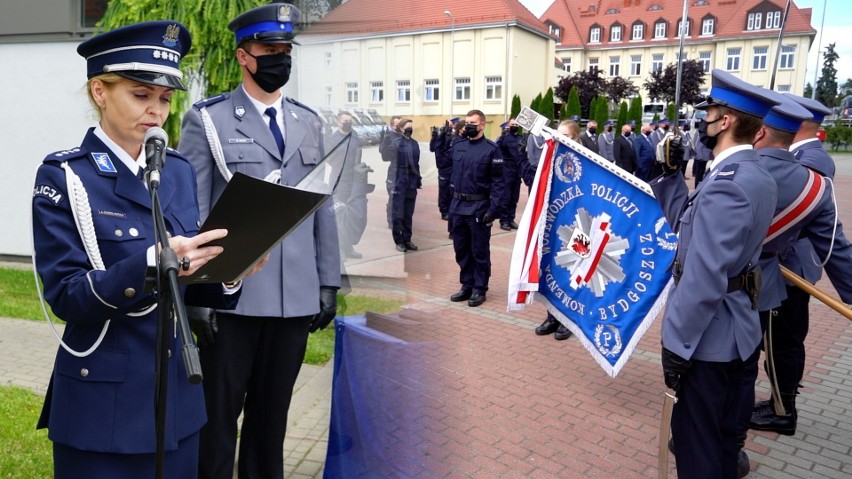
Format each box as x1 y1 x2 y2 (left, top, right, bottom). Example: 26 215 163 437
0 386 51 478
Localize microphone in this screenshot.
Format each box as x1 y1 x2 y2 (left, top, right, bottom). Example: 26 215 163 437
143 127 168 188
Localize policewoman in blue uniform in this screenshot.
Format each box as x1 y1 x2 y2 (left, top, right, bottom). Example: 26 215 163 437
650 69 779 479
449 109 506 307
31 21 243 478
177 4 341 478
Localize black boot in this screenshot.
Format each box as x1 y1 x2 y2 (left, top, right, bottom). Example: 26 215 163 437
749 392 797 436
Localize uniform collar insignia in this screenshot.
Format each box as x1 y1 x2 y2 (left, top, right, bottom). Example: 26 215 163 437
92 152 117 173
290 110 298 121
235 105 246 119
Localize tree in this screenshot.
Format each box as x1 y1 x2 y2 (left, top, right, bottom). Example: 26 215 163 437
511 94 522 119
666 103 677 122
566 87 582 119
555 69 607 118
605 77 639 105
804 83 814 99
643 60 706 106
629 95 643 125
815 43 839 108
839 79 852 99
530 93 543 116
542 87 556 120
595 96 609 127
616 101 629 133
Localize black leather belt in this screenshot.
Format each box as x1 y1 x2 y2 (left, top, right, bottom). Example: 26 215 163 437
453 192 489 201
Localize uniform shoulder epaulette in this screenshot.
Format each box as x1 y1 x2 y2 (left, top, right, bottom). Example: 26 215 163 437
165 146 191 165
285 97 319 117
193 93 230 110
484 138 499 149
716 163 739 180
43 146 88 164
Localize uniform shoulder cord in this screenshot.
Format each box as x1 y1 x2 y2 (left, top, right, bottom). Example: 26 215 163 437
200 107 281 184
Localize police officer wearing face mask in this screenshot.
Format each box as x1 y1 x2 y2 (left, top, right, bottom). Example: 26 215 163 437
328 111 371 260
496 119 523 230
178 3 341 478
449 109 506 307
386 118 422 252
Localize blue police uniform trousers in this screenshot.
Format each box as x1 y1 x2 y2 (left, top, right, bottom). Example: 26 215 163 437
451 214 491 294
501 160 520 225
392 188 417 245
438 167 452 216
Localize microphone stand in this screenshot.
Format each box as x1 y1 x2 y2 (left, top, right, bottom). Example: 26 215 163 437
145 169 203 479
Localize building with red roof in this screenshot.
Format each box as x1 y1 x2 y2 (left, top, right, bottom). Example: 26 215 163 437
293 0 557 135
542 0 817 101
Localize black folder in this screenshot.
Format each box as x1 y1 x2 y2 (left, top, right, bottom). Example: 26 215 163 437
180 172 329 284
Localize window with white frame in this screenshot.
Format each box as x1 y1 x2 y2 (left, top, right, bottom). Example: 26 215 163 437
701 17 714 35
678 19 690 36
455 77 471 101
425 79 440 102
699 51 711 72
611 25 622 42
396 80 411 102
677 52 687 62
630 55 642 76
652 53 664 73
777 84 791 93
747 12 762 30
609 56 620 76
589 57 599 73
324 52 332 69
632 23 644 40
766 11 781 29
654 21 666 39
726 48 741 71
753 46 768 70
561 57 572 73
590 26 601 43
485 76 503 100
780 45 796 69
370 81 384 103
345 82 358 103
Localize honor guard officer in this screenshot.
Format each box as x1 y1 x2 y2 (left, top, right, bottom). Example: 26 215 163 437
177 3 341 478
748 94 852 437
496 119 523 230
650 69 779 479
732 92 852 475
449 109 507 307
33 21 242 478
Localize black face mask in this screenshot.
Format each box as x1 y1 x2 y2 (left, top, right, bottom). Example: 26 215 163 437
464 124 479 138
246 51 292 93
587 127 597 135
623 131 631 137
340 121 353 133
509 126 518 134
403 127 413 138
697 117 722 150
605 126 613 133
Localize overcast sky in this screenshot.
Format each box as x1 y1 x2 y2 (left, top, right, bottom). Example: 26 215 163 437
518 0 852 86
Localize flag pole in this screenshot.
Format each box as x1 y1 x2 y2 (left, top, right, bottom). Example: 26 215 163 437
769 0 794 90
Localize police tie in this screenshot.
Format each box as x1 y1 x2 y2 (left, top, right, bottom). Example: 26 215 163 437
265 107 285 157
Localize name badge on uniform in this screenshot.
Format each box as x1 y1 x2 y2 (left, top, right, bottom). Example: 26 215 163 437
92 153 117 173
228 138 254 144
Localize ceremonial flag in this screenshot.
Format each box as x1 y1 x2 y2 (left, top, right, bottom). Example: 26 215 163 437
508 117 677 377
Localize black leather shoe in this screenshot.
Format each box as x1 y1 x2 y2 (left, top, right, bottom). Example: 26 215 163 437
737 449 750 478
509 221 519 229
500 223 512 231
468 293 486 307
395 243 407 253
554 324 573 340
753 399 771 412
404 241 418 251
535 316 559 336
450 289 472 302
749 407 796 435
441 213 449 221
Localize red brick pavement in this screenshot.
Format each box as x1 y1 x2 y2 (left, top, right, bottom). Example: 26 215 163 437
340 147 852 478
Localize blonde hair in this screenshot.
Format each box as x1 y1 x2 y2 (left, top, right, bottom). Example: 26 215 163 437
85 73 124 119
558 119 581 141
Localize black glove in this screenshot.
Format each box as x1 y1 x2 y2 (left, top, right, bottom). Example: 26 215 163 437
187 306 217 348
661 136 684 175
309 286 338 333
479 209 496 225
661 347 691 391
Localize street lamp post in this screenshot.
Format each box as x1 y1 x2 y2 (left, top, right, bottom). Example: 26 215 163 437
444 10 455 117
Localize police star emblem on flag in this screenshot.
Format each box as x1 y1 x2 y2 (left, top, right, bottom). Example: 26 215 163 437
556 209 627 297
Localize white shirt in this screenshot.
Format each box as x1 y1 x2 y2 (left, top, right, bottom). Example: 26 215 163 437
707 144 752 172
244 85 286 144
789 137 820 152
93 125 145 176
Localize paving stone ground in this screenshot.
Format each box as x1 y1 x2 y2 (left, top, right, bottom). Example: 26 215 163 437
2 147 850 478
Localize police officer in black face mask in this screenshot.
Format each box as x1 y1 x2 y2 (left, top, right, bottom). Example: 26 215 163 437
387 118 421 252
496 119 523 230
449 109 506 307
